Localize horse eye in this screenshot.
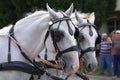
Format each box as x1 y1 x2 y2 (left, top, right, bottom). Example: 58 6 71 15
78 34 84 42
51 30 64 42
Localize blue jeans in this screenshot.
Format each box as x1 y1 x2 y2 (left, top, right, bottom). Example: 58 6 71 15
100 53 112 76
113 55 120 76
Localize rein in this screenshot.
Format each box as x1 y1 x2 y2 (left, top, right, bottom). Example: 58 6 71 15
0 34 63 69
8 34 64 69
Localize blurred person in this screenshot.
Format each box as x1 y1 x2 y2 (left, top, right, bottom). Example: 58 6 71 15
110 31 116 56
112 30 120 77
99 33 112 76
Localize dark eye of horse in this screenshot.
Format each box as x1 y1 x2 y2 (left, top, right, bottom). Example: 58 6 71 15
51 29 64 42
77 34 84 42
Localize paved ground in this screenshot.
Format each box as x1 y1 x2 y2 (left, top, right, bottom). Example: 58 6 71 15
68 75 120 80
40 69 120 80
40 74 120 80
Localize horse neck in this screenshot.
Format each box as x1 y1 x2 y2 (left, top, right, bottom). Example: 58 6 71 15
14 12 50 55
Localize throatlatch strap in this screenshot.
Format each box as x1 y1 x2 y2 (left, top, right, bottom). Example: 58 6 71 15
8 27 47 72
45 48 48 60
29 75 34 80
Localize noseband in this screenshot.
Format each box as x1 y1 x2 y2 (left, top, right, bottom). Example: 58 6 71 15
44 15 78 64
77 22 96 59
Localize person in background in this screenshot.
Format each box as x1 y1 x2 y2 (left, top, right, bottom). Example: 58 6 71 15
112 30 120 77
99 33 112 76
110 31 116 56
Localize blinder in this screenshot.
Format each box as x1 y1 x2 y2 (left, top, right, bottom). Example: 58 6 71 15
74 27 80 39
95 33 101 44
51 29 64 42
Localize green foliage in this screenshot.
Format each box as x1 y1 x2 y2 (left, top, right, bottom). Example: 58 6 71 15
0 0 116 29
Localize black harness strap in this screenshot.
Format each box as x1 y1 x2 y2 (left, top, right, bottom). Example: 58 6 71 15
8 27 46 78
8 26 15 62
8 37 11 62
79 47 96 59
5 15 79 80
66 20 73 36
0 61 44 75
44 16 78 61
45 48 48 60
75 72 89 80
56 46 78 60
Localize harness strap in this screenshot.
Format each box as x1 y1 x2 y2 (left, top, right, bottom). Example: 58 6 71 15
8 26 15 62
44 16 78 61
78 23 96 28
0 61 45 75
8 37 11 62
7 35 63 69
9 27 40 69
79 47 96 59
45 48 48 60
55 46 78 60
29 75 34 80
75 72 89 80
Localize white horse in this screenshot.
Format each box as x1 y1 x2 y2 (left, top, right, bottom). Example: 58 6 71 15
72 11 101 73
37 12 101 80
0 4 80 80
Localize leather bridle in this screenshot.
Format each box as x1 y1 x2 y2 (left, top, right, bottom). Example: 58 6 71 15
77 22 96 59
44 15 78 65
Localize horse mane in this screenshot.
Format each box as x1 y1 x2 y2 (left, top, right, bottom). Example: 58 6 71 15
24 10 48 19
15 10 50 27
15 9 64 27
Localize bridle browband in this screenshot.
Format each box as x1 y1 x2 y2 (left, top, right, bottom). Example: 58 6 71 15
44 15 78 64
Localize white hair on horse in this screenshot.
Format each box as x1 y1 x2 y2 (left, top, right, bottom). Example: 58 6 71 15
36 11 100 80
74 11 98 72
24 10 47 19
0 4 80 80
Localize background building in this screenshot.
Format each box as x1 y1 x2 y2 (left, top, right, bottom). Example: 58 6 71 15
99 0 120 34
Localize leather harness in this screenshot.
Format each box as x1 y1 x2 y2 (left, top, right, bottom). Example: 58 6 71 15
0 15 79 80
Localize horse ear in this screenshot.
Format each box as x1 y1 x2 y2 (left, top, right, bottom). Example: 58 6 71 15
89 12 95 24
46 3 58 19
65 3 74 16
75 10 83 24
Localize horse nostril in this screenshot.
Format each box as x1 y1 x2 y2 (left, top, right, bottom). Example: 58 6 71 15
88 64 92 70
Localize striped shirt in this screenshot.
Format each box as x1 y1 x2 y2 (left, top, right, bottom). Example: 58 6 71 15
100 41 111 54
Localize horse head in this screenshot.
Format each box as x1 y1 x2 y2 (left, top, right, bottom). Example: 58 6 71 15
74 11 101 72
44 4 79 75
